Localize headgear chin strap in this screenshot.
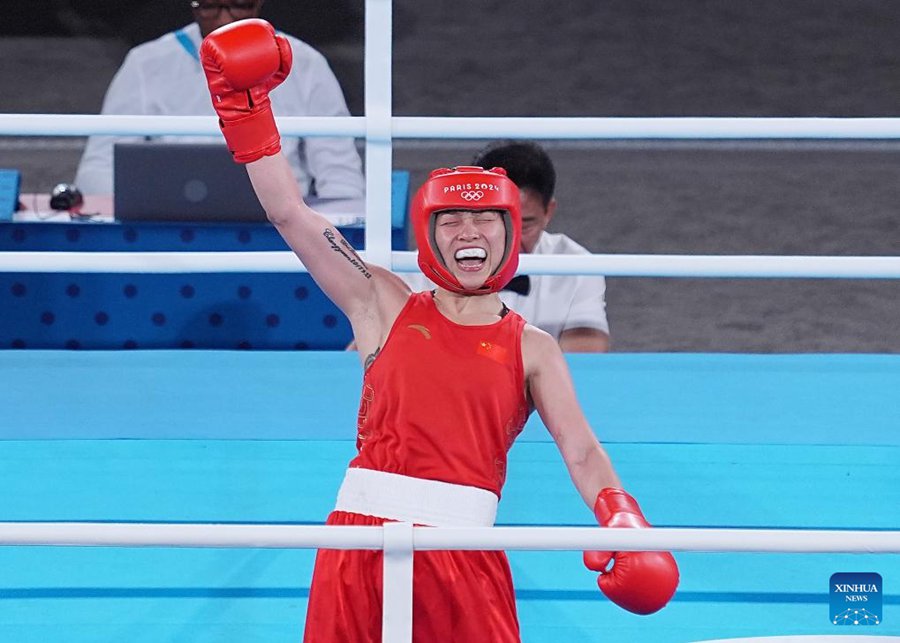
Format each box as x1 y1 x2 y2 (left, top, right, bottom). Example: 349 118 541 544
411 166 522 294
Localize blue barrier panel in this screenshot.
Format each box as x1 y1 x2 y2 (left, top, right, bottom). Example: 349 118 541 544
0 171 412 350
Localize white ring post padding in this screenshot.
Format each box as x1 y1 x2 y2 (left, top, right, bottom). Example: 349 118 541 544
382 522 414 643
8 114 900 139
6 250 900 279
1 523 899 553
363 0 393 268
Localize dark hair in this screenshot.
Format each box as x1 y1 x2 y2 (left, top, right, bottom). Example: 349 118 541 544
472 140 556 207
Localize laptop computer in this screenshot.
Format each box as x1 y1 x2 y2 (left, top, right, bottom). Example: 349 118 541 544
113 142 365 225
114 142 267 223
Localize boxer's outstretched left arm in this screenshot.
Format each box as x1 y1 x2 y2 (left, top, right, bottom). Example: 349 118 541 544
523 325 679 615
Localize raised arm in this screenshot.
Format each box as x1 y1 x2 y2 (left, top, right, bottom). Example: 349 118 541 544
523 326 678 615
245 151 379 319
200 19 406 341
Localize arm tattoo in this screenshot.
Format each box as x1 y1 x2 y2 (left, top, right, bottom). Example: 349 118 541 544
364 346 381 372
323 228 372 279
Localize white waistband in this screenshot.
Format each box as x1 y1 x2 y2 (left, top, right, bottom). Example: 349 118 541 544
334 468 498 527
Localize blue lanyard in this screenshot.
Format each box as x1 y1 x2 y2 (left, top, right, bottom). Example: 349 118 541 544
175 28 199 61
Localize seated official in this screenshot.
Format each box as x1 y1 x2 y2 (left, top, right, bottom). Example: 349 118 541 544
74 0 364 199
474 141 610 352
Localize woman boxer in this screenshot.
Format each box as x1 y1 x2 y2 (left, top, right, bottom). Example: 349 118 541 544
199 18 678 642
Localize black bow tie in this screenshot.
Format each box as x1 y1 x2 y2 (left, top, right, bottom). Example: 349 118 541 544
502 275 531 296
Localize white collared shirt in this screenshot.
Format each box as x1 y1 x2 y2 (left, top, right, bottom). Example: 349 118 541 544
498 231 609 339
74 22 364 199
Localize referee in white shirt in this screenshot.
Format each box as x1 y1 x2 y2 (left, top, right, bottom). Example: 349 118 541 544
473 140 610 353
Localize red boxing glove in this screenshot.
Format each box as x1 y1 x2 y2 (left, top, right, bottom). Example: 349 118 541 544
583 488 679 615
200 18 293 163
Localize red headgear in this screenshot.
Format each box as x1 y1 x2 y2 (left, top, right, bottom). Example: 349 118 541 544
411 166 521 294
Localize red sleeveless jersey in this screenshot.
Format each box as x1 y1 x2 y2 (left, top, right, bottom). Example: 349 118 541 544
350 291 529 497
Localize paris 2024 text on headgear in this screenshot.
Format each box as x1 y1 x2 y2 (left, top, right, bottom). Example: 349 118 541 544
411 166 522 295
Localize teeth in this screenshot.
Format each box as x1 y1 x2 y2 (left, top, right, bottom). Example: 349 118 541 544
455 248 487 260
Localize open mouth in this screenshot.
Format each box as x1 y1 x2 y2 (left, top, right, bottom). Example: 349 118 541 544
454 247 487 272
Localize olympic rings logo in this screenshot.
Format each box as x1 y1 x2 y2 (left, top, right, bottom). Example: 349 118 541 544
460 190 484 201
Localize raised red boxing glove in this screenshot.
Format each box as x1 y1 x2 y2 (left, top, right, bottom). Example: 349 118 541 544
200 18 293 163
583 488 679 615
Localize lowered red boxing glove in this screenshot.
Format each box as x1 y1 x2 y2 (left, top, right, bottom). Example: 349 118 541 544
200 18 292 163
583 488 679 615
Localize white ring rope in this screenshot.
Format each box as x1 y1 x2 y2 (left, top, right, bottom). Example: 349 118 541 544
6 113 900 278
394 116 900 141
7 114 900 140
0 523 898 553
4 250 900 279
0 115 366 138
